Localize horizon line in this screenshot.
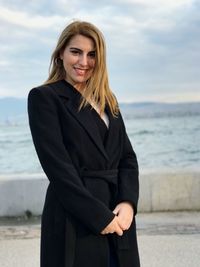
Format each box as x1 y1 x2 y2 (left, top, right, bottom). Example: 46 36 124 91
0 96 200 105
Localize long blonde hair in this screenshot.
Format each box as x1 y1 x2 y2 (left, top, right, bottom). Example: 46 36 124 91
44 20 119 116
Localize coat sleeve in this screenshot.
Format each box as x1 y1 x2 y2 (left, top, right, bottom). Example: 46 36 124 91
117 112 139 215
27 86 115 234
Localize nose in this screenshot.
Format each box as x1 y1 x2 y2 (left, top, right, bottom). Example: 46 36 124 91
79 53 88 66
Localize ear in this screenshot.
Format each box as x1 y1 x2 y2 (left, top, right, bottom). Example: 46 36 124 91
59 49 64 60
60 52 63 60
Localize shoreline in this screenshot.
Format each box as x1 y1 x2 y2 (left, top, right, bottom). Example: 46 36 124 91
0 168 200 178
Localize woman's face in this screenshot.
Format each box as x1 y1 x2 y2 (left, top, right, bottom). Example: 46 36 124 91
60 34 96 90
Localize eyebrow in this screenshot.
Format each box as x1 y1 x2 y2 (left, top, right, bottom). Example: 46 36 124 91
69 47 95 53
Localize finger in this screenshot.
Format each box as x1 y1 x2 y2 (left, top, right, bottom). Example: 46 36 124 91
116 227 123 236
101 230 109 235
117 217 131 231
118 222 127 231
114 220 124 236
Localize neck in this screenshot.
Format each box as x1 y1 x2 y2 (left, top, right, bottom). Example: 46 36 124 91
74 83 86 93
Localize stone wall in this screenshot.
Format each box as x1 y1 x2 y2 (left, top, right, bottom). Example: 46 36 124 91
0 171 200 216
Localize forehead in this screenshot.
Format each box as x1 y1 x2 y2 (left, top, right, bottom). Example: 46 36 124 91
67 34 95 51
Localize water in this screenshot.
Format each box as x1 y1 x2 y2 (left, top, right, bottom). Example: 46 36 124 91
0 103 200 175
124 114 200 172
0 117 42 174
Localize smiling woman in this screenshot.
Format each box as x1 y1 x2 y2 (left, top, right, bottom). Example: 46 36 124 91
28 20 140 267
44 20 117 116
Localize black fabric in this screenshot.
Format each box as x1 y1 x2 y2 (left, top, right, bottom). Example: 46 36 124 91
91 111 119 267
28 79 140 267
109 236 119 267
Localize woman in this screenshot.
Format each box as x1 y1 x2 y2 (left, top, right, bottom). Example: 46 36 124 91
28 20 140 267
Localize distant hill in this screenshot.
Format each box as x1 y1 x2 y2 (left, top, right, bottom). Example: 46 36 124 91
0 97 200 123
120 101 200 119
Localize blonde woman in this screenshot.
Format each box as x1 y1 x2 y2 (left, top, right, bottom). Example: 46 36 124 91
28 20 140 267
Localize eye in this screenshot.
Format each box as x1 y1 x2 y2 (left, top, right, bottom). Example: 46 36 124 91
88 51 96 58
70 50 80 55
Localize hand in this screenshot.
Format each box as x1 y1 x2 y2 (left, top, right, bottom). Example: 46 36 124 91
101 216 123 236
113 202 134 231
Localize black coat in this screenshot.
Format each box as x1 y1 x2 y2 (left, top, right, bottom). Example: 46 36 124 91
28 80 140 267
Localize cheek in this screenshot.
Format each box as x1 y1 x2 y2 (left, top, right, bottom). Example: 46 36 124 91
63 53 76 66
63 58 74 71
90 59 96 68
63 62 69 72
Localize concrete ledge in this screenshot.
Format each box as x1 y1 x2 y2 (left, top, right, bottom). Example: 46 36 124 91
0 174 48 216
0 171 200 216
138 171 200 212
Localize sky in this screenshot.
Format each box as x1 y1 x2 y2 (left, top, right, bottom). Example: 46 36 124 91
0 0 200 103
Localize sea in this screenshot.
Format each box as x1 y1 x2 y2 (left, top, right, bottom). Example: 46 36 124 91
0 102 200 175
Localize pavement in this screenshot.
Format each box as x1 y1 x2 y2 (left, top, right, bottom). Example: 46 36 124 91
0 211 200 267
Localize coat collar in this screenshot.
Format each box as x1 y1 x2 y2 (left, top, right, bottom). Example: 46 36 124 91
49 80 117 161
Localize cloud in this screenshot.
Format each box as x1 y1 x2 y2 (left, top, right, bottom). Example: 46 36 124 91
116 0 193 9
0 60 11 67
0 6 64 30
0 0 199 102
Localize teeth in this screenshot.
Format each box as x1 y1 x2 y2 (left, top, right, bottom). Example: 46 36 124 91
75 68 87 75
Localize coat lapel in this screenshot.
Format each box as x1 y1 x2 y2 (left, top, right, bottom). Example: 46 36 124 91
104 105 117 155
50 80 109 161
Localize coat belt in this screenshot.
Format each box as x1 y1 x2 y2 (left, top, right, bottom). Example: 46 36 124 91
81 169 119 208
80 169 118 184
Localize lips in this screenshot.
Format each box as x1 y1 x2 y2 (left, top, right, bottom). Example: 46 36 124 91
74 67 88 76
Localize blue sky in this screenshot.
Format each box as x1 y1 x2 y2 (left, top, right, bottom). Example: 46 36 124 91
0 0 199 102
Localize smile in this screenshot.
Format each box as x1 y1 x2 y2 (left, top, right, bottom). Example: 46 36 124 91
74 67 89 76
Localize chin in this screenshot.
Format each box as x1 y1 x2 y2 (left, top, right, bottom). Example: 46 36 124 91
76 78 88 83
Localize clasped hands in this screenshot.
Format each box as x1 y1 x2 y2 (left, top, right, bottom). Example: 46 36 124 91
101 202 134 236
